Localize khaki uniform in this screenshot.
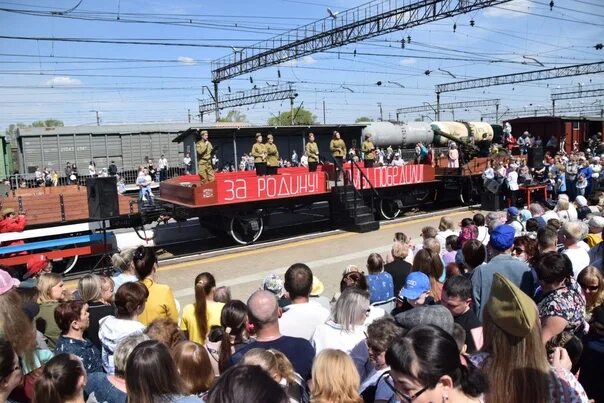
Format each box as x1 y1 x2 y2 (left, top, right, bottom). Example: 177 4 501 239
251 143 267 163
362 139 375 168
251 142 267 176
196 139 215 184
305 141 319 162
266 143 279 167
330 139 346 158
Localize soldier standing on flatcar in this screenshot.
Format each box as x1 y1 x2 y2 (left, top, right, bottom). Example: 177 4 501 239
305 132 319 172
330 131 346 180
251 133 267 176
265 134 279 175
361 134 376 168
196 130 215 184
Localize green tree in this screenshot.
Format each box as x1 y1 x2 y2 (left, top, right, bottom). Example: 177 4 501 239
218 110 247 123
5 119 64 140
267 108 317 125
355 116 374 123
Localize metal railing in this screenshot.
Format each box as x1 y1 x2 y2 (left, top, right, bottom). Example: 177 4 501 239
5 166 187 190
349 159 380 218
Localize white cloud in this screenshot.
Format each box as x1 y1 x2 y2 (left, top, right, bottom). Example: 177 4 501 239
400 58 417 66
45 76 82 86
177 56 197 65
280 55 317 67
301 55 316 65
484 0 531 18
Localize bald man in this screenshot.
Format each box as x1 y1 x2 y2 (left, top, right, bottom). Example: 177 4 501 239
228 290 315 380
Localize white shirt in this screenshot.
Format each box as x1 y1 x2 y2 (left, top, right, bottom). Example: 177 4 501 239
311 320 366 356
279 301 330 341
183 156 191 165
477 226 490 245
436 229 457 254
507 171 519 191
159 158 168 169
562 247 590 278
392 158 404 166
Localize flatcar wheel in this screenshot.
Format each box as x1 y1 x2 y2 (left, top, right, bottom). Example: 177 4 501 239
379 199 401 220
459 180 479 206
52 254 79 274
229 213 264 245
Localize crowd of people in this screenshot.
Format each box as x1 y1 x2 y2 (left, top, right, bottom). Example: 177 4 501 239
2 187 604 402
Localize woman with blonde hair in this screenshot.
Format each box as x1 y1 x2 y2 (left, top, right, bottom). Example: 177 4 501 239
577 266 604 319
77 274 115 350
172 341 215 396
242 348 306 403
310 349 362 403
311 288 370 355
36 273 67 348
111 248 138 290
470 273 588 403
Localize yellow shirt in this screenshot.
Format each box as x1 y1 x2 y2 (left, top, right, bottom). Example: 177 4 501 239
330 139 346 158
586 233 602 248
251 143 267 163
306 141 319 162
196 140 213 163
138 278 179 326
180 301 225 344
362 140 375 160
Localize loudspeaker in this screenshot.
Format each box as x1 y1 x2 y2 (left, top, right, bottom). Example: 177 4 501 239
481 192 502 211
87 177 119 220
528 147 544 169
484 179 501 194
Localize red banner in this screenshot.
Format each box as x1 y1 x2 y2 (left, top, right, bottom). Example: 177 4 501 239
216 171 328 204
349 164 435 189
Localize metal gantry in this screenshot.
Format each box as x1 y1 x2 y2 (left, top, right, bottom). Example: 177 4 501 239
198 84 297 123
481 101 603 121
434 61 604 120
396 99 500 121
551 85 604 115
210 0 515 82
436 61 604 94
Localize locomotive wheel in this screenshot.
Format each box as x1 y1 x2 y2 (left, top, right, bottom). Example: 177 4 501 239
379 199 401 220
459 180 480 206
229 212 264 245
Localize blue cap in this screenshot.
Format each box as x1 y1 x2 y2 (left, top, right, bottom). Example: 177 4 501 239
507 207 519 217
490 224 516 251
400 272 431 300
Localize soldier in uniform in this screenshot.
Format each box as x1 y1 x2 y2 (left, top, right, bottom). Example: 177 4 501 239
330 131 346 178
265 134 280 175
305 132 320 172
361 133 376 168
196 130 215 184
251 133 267 176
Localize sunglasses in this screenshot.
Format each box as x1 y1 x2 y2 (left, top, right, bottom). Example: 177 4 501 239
580 283 600 292
384 374 428 403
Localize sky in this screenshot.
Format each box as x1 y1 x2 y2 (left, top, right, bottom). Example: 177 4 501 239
0 0 603 132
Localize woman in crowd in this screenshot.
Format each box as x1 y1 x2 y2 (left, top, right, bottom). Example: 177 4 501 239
133 246 178 325
172 341 215 396
575 195 592 220
205 365 288 403
384 241 413 296
473 213 489 245
443 235 459 265
472 273 588 403
436 217 456 252
310 349 363 403
577 266 604 320
145 318 185 350
125 340 202 403
534 252 587 343
365 253 394 308
241 348 306 403
412 249 444 302
181 272 224 344
85 333 149 403
461 239 486 276
33 353 87 403
360 317 405 403
36 273 67 348
98 281 148 374
387 325 488 403
384 232 414 265
0 340 23 403
511 235 539 266
311 288 370 355
77 274 115 351
111 248 138 290
211 299 251 375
